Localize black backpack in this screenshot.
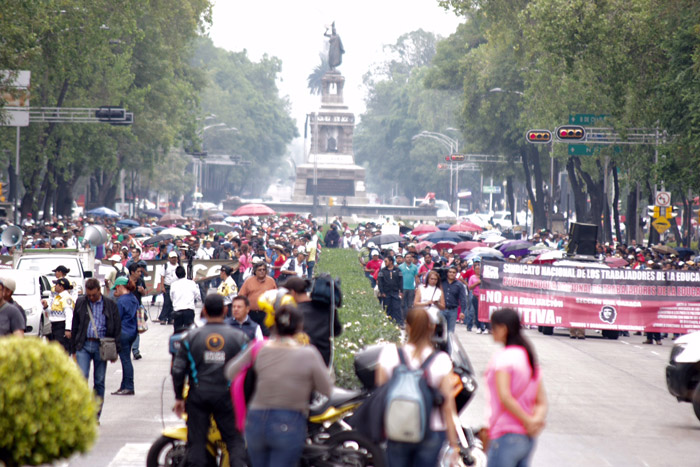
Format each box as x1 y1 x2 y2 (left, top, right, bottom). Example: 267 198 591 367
310 273 342 308
114 265 128 280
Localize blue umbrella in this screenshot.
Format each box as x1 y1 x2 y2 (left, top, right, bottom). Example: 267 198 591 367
675 247 695 259
424 231 463 243
87 206 120 218
116 219 139 228
437 223 452 231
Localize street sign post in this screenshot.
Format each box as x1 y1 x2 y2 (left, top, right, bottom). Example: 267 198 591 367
483 186 502 194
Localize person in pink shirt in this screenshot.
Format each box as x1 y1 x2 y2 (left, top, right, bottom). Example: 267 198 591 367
485 308 547 467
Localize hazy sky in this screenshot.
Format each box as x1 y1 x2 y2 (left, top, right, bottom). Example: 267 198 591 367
209 0 463 140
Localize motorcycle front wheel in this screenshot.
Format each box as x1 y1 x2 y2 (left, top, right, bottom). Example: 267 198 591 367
147 435 187 467
317 430 386 467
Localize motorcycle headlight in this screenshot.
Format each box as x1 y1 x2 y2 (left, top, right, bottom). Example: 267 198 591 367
670 343 686 363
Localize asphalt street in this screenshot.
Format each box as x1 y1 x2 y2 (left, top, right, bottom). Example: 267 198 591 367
63 306 700 467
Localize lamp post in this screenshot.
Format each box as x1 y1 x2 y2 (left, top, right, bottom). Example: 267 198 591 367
412 130 460 213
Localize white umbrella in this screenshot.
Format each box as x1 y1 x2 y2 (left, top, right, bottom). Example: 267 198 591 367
159 227 191 237
470 246 504 257
128 226 154 237
483 235 507 244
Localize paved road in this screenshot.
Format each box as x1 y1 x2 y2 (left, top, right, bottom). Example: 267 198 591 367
65 309 700 466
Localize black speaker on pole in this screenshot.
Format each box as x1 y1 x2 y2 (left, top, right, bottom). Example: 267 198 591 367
566 222 598 256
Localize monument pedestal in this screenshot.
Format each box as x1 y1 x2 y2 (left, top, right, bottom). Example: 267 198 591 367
293 71 368 205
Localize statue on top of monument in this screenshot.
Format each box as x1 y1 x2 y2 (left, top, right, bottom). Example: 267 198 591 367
324 22 345 71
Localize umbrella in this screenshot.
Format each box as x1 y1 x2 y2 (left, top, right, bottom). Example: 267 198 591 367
499 240 535 257
483 235 507 245
651 244 676 255
470 247 504 258
142 233 173 245
281 212 297 218
86 206 120 218
414 241 434 252
225 216 247 223
424 231 462 244
207 213 225 221
453 241 487 255
141 209 164 218
605 256 629 268
532 250 566 264
434 241 458 251
128 226 154 237
151 225 165 233
411 224 439 235
528 243 553 253
674 247 695 259
448 221 482 233
116 219 139 228
209 222 235 233
232 203 275 216
367 234 404 246
398 225 413 235
160 227 191 237
158 212 186 225
437 223 452 231
454 232 474 241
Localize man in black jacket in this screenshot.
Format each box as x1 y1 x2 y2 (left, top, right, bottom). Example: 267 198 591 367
172 294 248 467
70 278 121 419
377 256 404 325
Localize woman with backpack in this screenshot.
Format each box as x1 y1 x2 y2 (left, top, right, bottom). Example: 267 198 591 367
485 308 548 467
375 307 461 467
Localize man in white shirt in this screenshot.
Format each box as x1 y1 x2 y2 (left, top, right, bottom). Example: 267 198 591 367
280 250 307 280
157 251 180 325
170 266 200 330
196 240 214 260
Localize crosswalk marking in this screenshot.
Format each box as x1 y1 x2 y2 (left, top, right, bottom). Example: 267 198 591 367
107 443 152 467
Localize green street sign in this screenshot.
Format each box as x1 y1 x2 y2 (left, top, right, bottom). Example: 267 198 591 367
483 185 502 194
568 144 622 156
569 114 608 126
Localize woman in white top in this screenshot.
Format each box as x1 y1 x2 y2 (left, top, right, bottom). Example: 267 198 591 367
376 307 460 466
413 269 445 324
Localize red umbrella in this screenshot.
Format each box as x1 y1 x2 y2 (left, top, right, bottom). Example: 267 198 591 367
434 241 458 251
453 241 487 255
414 241 434 252
449 221 483 233
605 256 629 268
232 203 276 216
411 224 439 236
281 212 297 218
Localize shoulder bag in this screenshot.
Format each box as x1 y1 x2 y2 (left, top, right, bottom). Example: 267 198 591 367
86 301 118 362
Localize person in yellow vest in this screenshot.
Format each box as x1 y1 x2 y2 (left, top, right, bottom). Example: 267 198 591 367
41 278 74 353
51 265 79 299
217 265 238 317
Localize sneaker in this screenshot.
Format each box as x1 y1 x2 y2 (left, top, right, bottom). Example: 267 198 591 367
476 329 483 334
642 340 652 345
133 352 142 360
656 341 662 345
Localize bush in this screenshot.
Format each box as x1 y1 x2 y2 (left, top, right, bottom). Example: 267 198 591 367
0 338 98 466
318 249 401 388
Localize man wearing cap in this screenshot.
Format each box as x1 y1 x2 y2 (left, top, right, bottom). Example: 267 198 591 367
42 277 74 352
0 279 25 337
217 265 238 316
1 277 27 331
157 251 180 325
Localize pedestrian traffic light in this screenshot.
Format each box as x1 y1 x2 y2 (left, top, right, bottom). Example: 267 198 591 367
525 130 552 144
555 125 586 141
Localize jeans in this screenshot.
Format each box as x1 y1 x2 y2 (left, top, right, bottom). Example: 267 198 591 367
386 429 446 467
465 291 476 330
306 260 315 279
132 334 141 356
441 307 458 333
382 294 403 325
158 285 173 322
402 289 415 315
487 433 534 467
76 339 107 416
118 333 137 391
245 409 307 467
186 389 247 467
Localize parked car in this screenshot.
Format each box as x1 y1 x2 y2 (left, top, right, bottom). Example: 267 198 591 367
491 211 513 230
666 331 700 422
0 270 52 336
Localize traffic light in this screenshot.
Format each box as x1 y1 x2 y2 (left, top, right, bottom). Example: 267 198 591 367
555 125 586 141
0 182 4 202
437 163 448 170
328 197 335 207
525 130 552 144
95 106 132 125
448 154 465 162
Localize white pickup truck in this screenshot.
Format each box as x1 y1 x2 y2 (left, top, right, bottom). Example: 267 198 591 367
14 249 95 296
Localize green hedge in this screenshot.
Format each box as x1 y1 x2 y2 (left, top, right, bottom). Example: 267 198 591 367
317 249 401 388
0 338 98 466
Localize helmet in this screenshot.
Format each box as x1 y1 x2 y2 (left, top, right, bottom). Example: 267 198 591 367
257 288 296 329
